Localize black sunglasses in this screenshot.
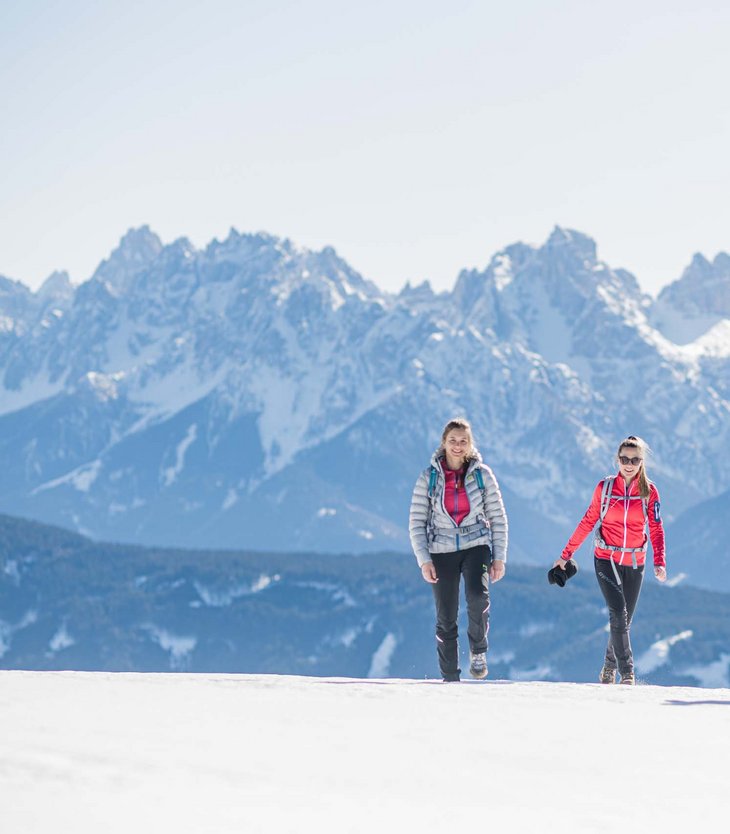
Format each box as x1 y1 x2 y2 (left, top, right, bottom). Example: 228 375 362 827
619 455 643 466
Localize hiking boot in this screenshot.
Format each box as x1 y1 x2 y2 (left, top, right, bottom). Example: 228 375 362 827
620 672 635 685
469 652 488 680
599 666 616 684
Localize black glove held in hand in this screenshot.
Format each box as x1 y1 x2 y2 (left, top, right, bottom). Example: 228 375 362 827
547 559 578 587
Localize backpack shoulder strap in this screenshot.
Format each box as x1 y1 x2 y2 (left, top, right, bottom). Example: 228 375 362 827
473 466 489 521
474 468 484 491
640 481 652 525
599 476 614 521
427 466 438 498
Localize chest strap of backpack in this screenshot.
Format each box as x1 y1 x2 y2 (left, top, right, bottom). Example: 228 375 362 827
594 476 648 584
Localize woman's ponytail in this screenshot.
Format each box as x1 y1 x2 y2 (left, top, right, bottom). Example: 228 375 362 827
637 468 650 501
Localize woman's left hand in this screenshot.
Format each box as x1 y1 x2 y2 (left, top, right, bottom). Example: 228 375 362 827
489 559 505 583
654 566 667 583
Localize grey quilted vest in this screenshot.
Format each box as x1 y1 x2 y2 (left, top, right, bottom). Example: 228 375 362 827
409 450 509 568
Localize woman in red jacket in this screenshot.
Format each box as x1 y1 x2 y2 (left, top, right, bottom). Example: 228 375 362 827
552 435 667 685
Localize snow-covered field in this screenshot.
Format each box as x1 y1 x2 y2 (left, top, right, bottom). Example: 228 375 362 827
1 671 728 833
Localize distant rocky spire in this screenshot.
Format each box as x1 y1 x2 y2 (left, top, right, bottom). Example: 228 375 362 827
90 226 164 294
37 270 74 302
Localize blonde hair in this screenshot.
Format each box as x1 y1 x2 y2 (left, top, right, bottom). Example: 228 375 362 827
437 417 477 466
617 435 651 499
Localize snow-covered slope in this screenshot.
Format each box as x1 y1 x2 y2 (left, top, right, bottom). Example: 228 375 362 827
1 671 727 833
0 226 729 557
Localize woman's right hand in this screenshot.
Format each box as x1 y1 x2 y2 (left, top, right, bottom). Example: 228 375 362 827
552 558 567 570
421 561 438 584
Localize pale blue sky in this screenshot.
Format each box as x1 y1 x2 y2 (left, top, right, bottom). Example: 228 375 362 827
3 0 729 294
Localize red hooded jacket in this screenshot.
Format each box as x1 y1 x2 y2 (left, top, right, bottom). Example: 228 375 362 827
561 475 666 567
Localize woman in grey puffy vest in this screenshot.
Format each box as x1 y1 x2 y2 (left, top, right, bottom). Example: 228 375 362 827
409 417 508 682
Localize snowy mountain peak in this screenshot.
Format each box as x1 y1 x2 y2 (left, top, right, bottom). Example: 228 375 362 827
205 228 291 270
123 224 162 254
665 249 730 300
398 280 435 301
545 226 598 264
169 236 195 255
89 226 164 295
114 225 164 264
219 227 276 249
687 252 712 275
0 274 32 300
36 270 73 301
714 251 730 272
651 247 730 342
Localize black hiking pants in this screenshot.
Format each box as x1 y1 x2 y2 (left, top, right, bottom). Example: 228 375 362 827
594 557 645 676
431 545 491 681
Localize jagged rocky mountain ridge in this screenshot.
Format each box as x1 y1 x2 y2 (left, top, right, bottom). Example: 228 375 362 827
0 226 729 579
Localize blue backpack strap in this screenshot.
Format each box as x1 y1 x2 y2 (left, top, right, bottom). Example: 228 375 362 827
474 468 484 491
473 466 490 526
427 466 438 497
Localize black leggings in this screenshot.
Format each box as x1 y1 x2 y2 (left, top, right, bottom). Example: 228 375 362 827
594 557 644 676
431 545 491 681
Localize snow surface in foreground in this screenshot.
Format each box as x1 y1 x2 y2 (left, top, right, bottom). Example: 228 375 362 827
1 671 728 833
